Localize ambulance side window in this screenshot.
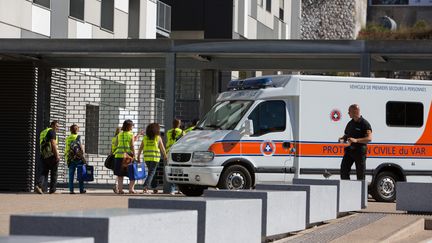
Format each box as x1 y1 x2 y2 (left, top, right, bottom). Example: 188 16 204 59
248 100 286 136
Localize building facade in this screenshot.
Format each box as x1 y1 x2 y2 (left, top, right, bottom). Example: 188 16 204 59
0 0 170 189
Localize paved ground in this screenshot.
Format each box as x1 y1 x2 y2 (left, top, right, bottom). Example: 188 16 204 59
1 189 431 242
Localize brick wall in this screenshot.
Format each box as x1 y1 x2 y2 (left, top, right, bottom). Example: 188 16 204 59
61 68 155 185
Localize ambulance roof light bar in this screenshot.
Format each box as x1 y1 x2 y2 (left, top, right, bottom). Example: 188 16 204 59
227 77 274 90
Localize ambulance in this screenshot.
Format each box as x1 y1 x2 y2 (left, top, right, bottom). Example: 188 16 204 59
166 75 432 202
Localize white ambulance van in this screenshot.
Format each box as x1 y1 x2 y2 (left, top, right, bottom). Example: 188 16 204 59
166 75 432 202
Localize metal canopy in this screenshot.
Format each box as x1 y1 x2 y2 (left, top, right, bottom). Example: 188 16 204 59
0 39 432 71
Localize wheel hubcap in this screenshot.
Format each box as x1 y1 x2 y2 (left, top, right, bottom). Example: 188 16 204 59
227 172 245 189
378 177 395 199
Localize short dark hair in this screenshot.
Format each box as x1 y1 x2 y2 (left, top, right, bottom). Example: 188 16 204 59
121 119 134 131
50 120 59 127
146 123 160 140
70 124 79 134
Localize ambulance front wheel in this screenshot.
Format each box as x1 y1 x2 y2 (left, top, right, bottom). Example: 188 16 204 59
218 165 252 190
371 171 397 202
178 184 207 197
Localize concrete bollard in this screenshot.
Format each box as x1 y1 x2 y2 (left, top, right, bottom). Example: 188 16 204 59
0 236 94 243
204 189 306 238
10 208 197 243
293 178 362 213
255 184 337 226
396 182 432 213
129 197 262 243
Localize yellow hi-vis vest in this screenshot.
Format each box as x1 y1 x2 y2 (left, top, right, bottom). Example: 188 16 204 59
65 133 79 163
143 135 160 162
166 128 183 152
115 131 133 159
40 128 58 146
111 136 117 154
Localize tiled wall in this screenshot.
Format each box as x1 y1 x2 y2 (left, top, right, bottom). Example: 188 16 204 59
60 68 155 185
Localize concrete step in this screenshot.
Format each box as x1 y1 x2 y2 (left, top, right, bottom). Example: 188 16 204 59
0 236 94 243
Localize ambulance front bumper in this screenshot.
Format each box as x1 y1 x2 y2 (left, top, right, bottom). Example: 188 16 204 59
165 165 223 186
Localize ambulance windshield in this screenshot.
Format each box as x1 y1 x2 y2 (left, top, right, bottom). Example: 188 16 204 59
196 100 253 130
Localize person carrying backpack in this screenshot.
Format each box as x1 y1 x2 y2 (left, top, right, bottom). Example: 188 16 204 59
65 124 86 194
35 120 60 194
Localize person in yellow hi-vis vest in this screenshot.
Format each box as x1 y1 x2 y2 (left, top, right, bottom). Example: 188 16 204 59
65 124 86 194
35 120 60 194
114 120 136 194
164 119 185 194
137 123 167 194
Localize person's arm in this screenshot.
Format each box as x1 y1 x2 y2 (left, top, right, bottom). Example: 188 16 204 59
348 130 372 144
137 141 144 162
129 138 135 158
50 139 60 162
158 137 167 163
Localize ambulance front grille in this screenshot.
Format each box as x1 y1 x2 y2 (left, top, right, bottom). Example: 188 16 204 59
171 153 191 162
168 173 190 182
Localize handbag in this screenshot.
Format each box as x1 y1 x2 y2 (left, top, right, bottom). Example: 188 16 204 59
104 154 115 170
77 164 94 181
127 162 147 180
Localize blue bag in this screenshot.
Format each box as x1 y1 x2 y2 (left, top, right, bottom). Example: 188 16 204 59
128 162 146 180
77 164 94 181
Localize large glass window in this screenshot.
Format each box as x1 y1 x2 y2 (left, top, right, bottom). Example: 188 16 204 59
248 100 286 136
386 101 423 127
197 100 253 130
70 0 84 20
34 0 50 9
101 0 114 31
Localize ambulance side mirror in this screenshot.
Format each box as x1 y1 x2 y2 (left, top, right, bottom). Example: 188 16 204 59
242 119 254 136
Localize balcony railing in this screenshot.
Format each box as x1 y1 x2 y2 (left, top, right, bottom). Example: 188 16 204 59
157 1 171 37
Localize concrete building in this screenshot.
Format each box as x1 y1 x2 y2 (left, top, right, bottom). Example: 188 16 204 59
0 0 170 190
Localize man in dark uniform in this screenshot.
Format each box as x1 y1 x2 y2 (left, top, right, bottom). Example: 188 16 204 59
339 104 372 180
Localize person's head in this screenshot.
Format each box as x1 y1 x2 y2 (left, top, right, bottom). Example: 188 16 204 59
114 127 121 136
146 123 160 140
50 120 59 132
70 124 79 134
121 119 134 132
348 104 361 120
172 119 181 128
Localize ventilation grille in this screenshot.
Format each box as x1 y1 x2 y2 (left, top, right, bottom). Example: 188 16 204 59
0 62 37 191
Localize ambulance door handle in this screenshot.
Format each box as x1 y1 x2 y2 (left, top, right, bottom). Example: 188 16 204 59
282 142 291 149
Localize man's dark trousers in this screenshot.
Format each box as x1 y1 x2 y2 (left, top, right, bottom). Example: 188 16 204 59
340 146 366 180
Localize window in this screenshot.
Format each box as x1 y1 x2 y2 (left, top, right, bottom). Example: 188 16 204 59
34 0 50 9
70 0 84 20
266 0 271 12
279 0 284 20
386 101 423 127
248 101 286 136
101 0 114 31
197 100 253 130
85 104 99 154
128 0 140 38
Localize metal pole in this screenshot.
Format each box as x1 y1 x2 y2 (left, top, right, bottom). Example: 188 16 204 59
360 53 371 77
164 53 176 131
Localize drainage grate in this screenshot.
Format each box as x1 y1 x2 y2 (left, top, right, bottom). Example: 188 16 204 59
284 213 387 243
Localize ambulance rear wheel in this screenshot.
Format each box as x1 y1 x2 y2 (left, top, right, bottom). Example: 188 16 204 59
178 184 206 197
371 171 397 202
218 165 252 190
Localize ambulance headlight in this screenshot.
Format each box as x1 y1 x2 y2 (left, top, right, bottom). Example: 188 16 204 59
192 151 214 162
